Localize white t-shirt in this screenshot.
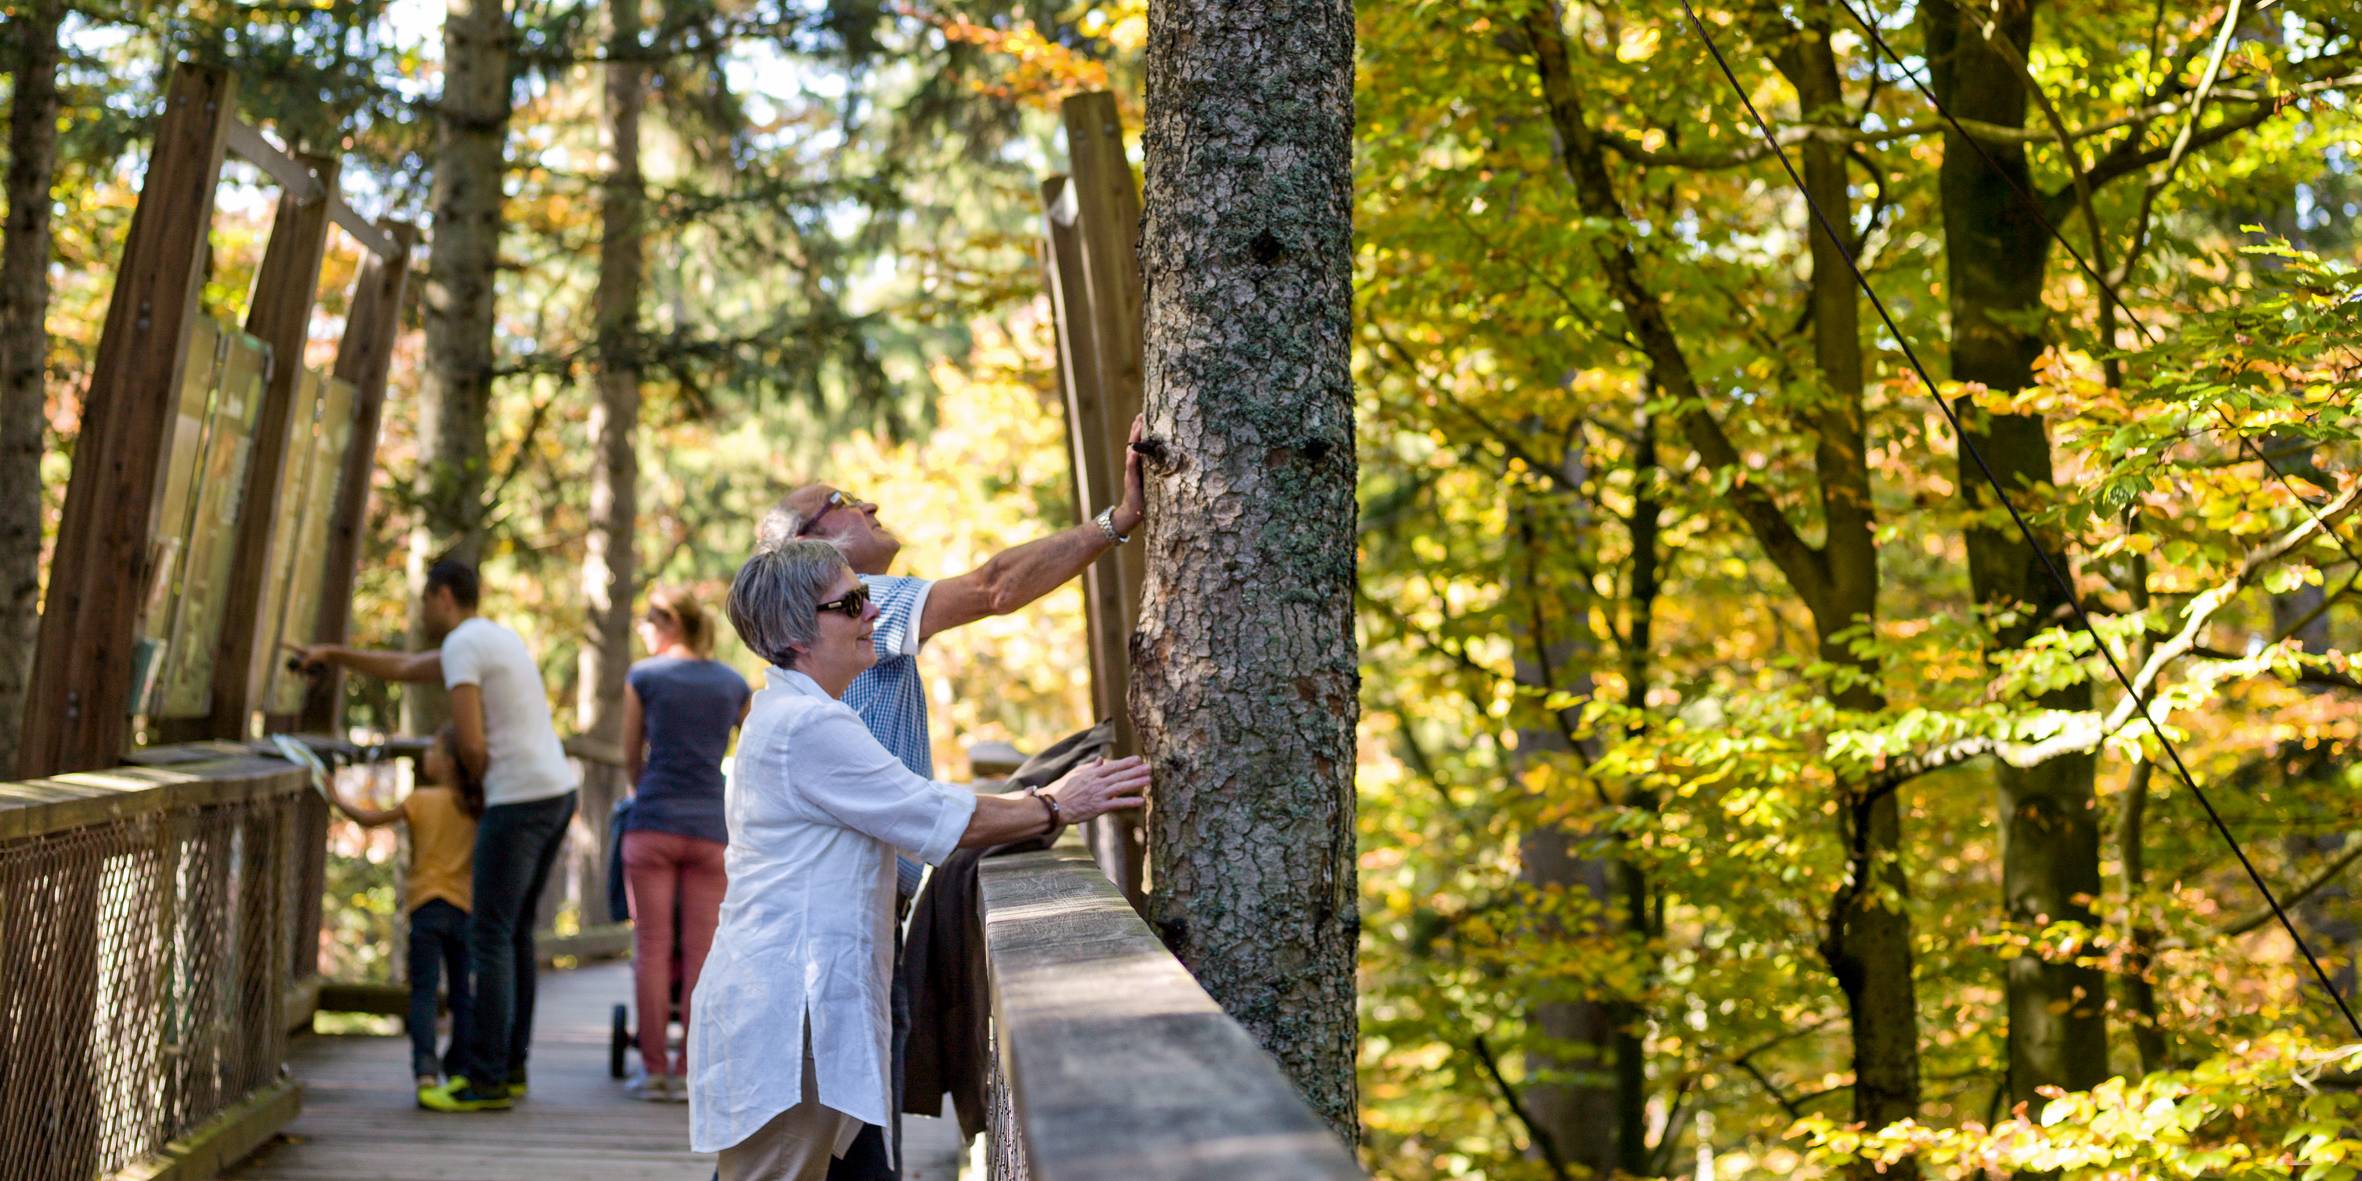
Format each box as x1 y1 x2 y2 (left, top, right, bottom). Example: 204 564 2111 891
440 617 573 806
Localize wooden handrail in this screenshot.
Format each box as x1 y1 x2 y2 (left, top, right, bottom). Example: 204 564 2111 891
0 752 301 841
978 847 1363 1180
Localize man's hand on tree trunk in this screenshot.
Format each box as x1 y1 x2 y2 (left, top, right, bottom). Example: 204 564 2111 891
1113 414 1150 538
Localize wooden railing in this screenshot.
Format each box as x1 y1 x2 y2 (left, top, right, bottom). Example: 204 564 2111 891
0 746 326 1181
977 847 1362 1180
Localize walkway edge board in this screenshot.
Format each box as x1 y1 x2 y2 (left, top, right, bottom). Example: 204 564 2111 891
103 1078 301 1181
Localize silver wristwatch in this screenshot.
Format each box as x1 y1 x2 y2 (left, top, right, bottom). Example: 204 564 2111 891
1094 506 1131 545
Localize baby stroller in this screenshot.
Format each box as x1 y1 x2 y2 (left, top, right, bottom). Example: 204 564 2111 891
606 797 686 1081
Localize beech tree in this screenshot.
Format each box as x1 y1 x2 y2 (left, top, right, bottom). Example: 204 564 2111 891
572 0 646 923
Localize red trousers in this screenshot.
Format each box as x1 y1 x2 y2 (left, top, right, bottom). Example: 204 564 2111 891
622 828 727 1076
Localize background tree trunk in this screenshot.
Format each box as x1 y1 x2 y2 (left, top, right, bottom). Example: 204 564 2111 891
1508 443 1625 1177
407 0 513 730
0 0 63 775
1773 14 1920 1158
575 0 646 927
1922 0 2110 1105
1134 0 1360 1140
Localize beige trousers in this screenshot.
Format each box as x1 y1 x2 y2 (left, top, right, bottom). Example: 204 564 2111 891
717 1042 857 1181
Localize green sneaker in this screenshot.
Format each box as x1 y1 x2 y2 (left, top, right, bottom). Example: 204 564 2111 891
417 1080 513 1113
507 1072 528 1100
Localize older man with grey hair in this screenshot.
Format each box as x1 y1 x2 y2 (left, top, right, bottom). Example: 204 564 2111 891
693 540 1148 1181
753 414 1146 797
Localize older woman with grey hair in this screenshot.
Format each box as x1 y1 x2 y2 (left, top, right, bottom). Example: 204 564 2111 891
688 540 1149 1180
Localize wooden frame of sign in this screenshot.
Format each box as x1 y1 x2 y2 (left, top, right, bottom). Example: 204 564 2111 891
20 62 413 777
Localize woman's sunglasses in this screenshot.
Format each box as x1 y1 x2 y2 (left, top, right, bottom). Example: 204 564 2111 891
815 584 872 620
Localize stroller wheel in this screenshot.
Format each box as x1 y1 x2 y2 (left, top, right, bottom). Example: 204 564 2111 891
610 1002 629 1080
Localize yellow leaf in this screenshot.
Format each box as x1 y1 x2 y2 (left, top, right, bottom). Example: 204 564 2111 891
1618 25 1662 62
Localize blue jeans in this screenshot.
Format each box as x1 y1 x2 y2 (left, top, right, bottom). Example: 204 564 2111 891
407 899 473 1079
459 791 576 1090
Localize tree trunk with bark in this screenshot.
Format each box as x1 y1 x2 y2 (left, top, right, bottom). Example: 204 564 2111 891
1133 0 1360 1141
1507 444 1628 1177
1779 22 1920 1153
1922 0 2110 1106
0 0 63 776
408 0 513 730
1521 9 1915 1167
576 0 646 927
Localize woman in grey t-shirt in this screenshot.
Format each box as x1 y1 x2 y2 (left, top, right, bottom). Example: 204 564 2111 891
618 586 751 1100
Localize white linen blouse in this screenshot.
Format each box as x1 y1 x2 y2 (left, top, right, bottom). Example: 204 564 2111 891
687 667 978 1154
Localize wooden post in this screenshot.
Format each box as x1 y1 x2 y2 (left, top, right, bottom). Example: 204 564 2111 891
1040 177 1126 742
300 222 416 735
1042 176 1143 901
206 155 340 740
1061 93 1151 903
1062 92 1150 632
19 64 235 779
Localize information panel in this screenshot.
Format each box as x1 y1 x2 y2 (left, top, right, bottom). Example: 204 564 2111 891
156 331 271 719
258 370 357 718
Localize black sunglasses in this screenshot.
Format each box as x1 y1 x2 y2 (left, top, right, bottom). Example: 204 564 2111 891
815 584 872 620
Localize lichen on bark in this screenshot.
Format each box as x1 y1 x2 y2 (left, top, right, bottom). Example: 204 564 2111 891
1134 0 1362 1143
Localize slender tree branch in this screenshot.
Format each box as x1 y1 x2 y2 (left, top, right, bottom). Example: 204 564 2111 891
1519 2 1832 614
2222 841 2362 937
1364 317 1591 499
1864 479 2362 795
1468 1032 1572 1180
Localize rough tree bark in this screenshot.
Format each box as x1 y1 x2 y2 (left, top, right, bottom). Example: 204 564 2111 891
407 0 513 729
575 0 646 925
1133 0 1360 1141
0 0 63 775
1922 0 2109 1105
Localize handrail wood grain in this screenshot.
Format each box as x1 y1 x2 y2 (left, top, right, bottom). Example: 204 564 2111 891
979 847 1363 1180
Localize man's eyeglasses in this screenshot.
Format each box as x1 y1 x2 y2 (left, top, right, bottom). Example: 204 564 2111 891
797 490 875 536
815 584 872 620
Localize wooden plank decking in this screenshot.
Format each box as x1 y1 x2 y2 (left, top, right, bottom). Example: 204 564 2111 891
227 960 968 1180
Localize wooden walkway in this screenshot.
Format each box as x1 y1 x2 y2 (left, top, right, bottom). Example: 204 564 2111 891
228 960 967 1180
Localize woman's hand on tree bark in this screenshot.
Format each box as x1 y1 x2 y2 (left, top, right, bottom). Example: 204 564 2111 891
1046 756 1150 824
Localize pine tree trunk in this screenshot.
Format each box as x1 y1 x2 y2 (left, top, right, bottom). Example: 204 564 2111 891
1134 0 1359 1140
576 0 645 926
406 0 513 729
1922 0 2109 1105
0 0 63 776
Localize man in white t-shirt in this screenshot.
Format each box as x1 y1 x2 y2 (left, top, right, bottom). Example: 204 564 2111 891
300 559 577 1113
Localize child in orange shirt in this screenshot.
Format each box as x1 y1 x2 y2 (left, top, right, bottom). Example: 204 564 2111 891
330 724 485 1105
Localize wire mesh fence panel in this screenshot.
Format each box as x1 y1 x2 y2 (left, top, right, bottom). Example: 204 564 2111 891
0 758 311 1181
290 791 328 985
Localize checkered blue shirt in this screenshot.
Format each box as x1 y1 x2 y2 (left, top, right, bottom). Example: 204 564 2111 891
843 574 934 895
